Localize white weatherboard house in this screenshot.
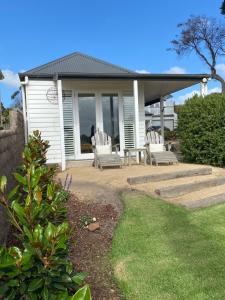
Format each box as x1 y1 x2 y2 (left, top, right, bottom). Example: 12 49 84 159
19 52 210 170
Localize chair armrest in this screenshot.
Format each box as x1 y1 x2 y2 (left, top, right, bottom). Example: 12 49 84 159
112 144 120 154
92 145 96 153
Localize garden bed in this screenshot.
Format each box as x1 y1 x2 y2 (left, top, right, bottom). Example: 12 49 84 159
67 194 124 300
6 192 124 300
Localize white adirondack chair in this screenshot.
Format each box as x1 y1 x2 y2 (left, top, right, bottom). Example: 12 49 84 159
145 131 178 166
91 130 122 170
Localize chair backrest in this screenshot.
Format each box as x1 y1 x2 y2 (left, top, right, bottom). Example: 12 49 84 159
145 131 163 145
91 129 111 147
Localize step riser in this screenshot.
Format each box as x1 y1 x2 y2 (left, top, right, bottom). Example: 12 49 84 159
127 167 212 185
155 177 225 198
182 193 225 209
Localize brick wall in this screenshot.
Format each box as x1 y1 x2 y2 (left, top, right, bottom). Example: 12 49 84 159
0 109 24 244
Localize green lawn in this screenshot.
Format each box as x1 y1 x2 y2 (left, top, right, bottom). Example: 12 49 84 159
111 192 225 300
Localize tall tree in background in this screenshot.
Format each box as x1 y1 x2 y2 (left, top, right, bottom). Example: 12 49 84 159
221 1 225 15
11 88 22 109
170 16 225 93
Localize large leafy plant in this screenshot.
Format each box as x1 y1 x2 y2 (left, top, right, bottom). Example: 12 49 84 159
0 131 91 300
178 94 225 167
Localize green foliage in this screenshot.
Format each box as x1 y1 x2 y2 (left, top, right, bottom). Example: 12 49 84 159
164 128 177 141
221 0 225 15
23 130 51 167
178 94 225 166
71 285 92 300
0 131 92 300
0 103 10 130
79 215 94 228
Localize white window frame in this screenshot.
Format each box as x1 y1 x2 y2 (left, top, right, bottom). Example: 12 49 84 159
72 88 125 160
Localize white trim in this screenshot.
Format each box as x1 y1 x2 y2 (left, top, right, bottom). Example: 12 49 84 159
118 91 125 154
72 90 77 157
73 91 80 158
96 91 103 131
75 92 97 160
57 80 66 170
133 80 139 147
21 85 28 143
200 81 208 97
160 97 165 143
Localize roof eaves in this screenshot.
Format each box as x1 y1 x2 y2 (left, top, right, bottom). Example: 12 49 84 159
19 72 211 81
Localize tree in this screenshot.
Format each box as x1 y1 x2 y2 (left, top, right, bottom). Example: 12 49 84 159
221 1 225 15
170 16 225 93
11 88 22 109
0 102 9 129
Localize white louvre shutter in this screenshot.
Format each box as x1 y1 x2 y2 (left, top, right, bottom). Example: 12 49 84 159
123 95 135 148
63 90 75 159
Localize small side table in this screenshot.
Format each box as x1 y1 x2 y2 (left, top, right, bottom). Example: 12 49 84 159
124 148 147 166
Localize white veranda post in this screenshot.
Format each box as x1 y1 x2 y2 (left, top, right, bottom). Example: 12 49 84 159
57 79 66 171
160 97 164 143
200 78 208 97
133 80 139 148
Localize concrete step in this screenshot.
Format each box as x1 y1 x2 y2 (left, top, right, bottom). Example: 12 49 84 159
155 177 225 198
127 166 212 185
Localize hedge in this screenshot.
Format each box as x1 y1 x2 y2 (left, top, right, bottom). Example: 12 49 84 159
178 93 225 167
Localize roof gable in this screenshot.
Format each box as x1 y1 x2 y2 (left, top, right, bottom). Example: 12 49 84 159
23 52 135 77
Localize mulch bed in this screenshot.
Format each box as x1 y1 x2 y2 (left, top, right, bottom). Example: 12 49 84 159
67 194 124 300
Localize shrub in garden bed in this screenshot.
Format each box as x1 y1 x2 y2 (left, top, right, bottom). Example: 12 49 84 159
0 131 91 300
178 94 225 167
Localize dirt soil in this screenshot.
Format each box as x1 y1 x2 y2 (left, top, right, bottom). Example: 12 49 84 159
67 194 124 300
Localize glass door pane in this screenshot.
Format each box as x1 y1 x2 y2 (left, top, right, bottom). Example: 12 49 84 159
78 94 96 154
102 94 120 149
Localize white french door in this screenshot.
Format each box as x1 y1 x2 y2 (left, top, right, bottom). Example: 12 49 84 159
74 93 97 159
67 90 127 160
102 94 120 152
63 88 137 161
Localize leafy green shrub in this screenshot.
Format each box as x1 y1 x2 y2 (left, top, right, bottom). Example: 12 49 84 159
178 93 225 166
0 131 92 300
164 129 177 141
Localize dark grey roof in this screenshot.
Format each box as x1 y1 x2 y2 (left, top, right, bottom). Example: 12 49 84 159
19 51 211 82
19 52 135 79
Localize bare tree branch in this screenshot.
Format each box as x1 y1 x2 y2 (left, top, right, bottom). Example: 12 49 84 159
169 16 225 93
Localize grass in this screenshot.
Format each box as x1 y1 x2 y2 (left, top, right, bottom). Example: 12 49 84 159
111 192 225 300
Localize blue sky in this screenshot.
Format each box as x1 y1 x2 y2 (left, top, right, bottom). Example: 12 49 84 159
0 0 224 107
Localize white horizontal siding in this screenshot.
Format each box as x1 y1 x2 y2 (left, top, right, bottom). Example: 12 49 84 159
26 91 57 97
62 79 133 94
26 80 62 165
28 108 60 115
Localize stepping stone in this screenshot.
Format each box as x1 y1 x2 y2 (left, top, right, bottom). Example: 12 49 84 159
127 167 212 185
182 193 225 209
155 177 225 198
